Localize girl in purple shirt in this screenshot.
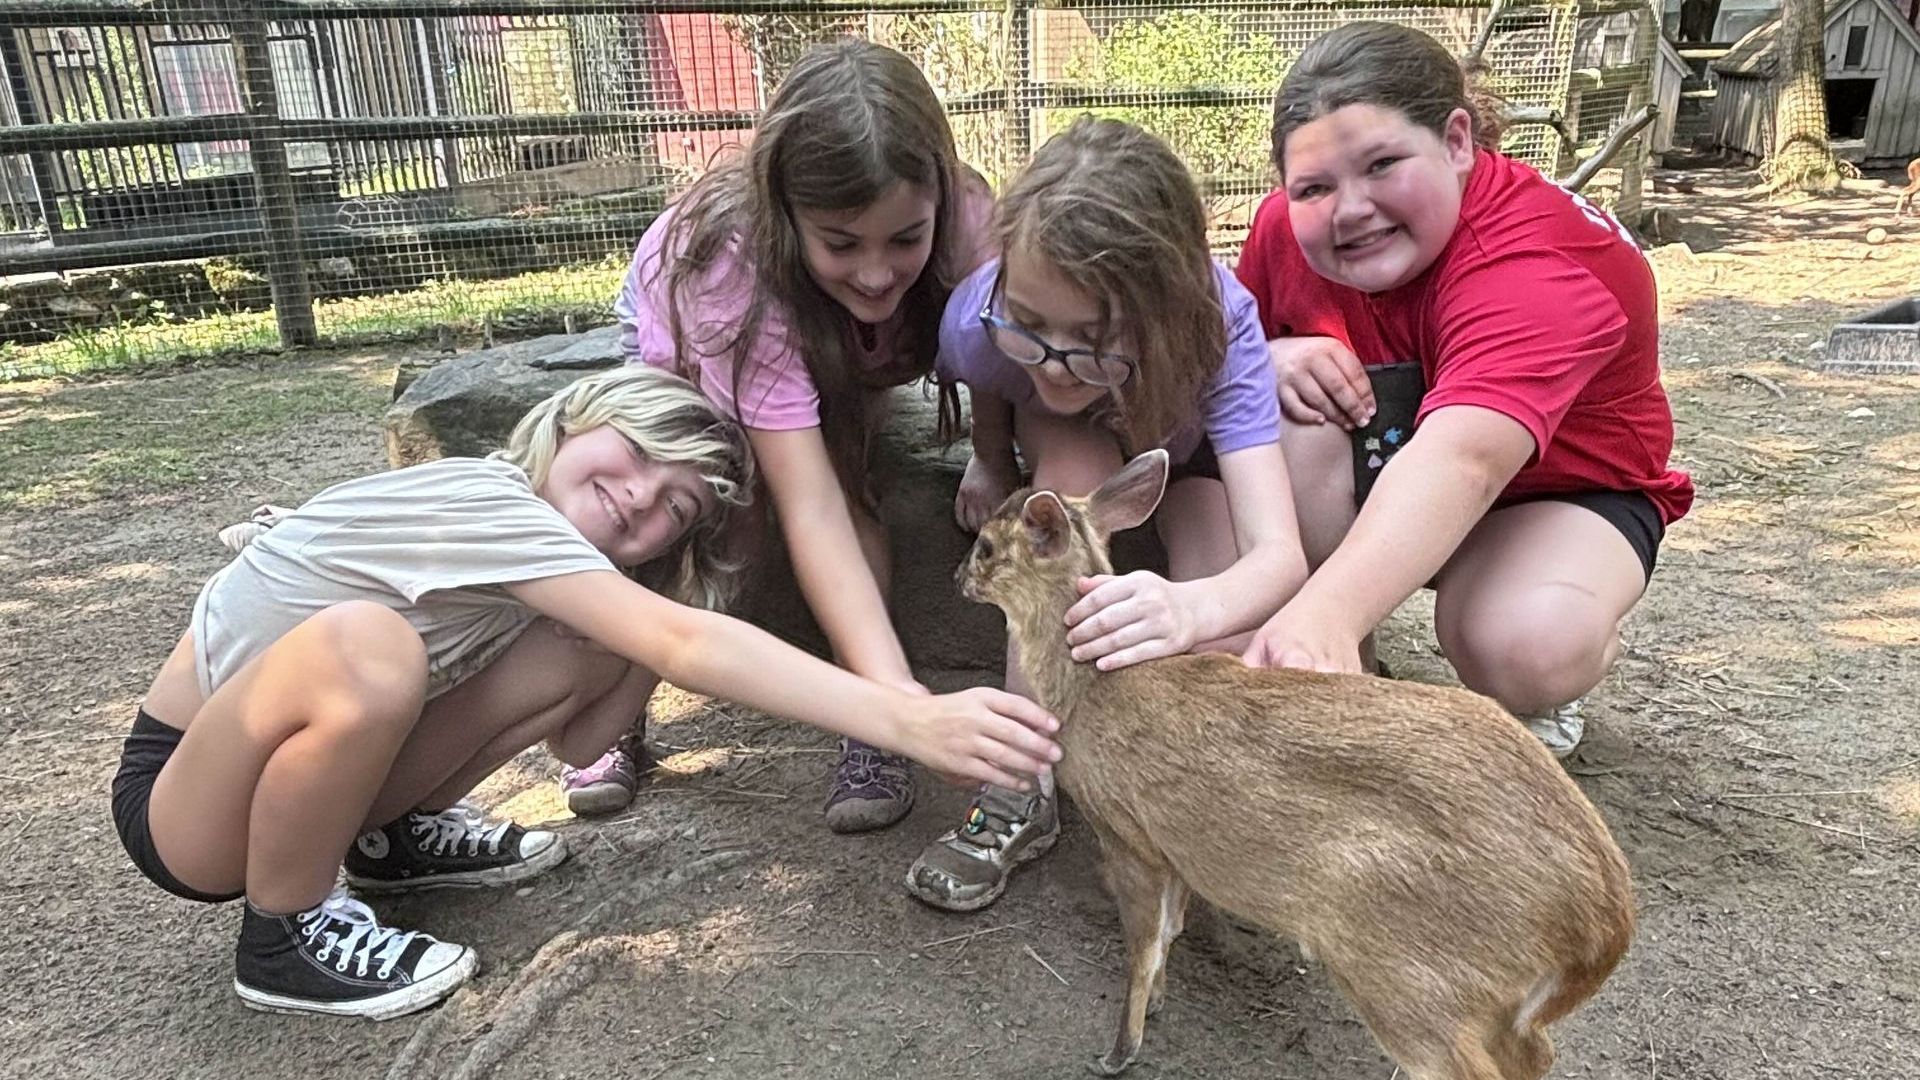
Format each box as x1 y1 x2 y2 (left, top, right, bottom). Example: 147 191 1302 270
905 117 1310 914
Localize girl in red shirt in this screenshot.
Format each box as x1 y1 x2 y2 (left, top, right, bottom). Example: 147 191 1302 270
1236 21 1693 758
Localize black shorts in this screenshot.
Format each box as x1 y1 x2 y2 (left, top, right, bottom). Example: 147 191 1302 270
1351 363 1665 582
111 710 243 904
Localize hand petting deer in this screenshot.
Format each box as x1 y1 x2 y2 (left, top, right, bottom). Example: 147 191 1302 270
957 450 1636 1080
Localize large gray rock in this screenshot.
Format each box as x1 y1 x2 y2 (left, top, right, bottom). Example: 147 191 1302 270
383 329 1023 673
385 326 626 465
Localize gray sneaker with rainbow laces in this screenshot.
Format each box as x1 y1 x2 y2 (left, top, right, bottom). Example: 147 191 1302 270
904 780 1059 912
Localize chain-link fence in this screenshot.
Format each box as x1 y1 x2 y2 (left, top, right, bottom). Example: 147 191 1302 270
0 0 1657 379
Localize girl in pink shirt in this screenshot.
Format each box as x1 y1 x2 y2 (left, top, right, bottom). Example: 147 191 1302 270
583 40 995 833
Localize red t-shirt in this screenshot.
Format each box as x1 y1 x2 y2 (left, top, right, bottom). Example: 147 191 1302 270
1236 149 1693 525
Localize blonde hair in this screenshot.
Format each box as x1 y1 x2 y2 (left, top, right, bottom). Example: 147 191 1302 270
994 116 1224 455
495 366 755 611
652 39 971 494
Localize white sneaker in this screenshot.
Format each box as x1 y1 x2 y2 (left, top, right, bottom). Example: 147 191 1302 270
1519 699 1585 760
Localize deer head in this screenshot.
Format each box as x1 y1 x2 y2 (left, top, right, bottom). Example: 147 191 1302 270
957 450 1171 629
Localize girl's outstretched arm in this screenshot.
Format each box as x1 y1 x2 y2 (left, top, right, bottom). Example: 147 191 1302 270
1243 404 1534 673
956 388 1020 533
1063 441 1308 669
507 570 1060 790
748 426 922 692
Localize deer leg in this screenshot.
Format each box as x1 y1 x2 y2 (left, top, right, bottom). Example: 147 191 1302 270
1146 879 1190 1018
1485 1025 1556 1080
1089 849 1179 1077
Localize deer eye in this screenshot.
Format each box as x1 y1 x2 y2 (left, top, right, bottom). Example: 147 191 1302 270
977 538 996 560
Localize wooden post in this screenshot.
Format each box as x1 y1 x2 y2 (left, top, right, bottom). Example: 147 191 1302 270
227 1 318 347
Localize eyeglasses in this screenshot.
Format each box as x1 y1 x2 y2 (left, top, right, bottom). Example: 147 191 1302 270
978 273 1136 389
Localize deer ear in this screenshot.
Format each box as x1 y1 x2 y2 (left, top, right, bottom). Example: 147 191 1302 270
1088 449 1169 536
1020 490 1073 558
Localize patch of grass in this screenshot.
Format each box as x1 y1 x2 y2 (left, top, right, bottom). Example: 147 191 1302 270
0 360 388 512
1 258 627 382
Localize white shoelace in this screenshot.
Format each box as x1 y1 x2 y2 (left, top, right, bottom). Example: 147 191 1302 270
296 887 417 979
411 802 512 857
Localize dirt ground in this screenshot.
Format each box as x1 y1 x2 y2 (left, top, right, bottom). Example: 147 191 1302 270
2 162 1916 1080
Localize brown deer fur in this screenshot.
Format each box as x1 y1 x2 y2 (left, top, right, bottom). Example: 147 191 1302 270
957 449 1635 1079
1898 158 1920 216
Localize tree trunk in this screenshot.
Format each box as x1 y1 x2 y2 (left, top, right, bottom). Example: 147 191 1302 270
1768 0 1843 193
1678 0 1721 44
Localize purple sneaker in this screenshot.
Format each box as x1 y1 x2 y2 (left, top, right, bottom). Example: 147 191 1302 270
560 736 643 816
824 738 915 834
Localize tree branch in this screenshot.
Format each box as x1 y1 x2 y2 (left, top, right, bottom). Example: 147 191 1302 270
1505 104 1574 146
1465 0 1506 64
1563 105 1658 192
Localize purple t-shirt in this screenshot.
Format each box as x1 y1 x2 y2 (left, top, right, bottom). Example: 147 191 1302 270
936 259 1281 464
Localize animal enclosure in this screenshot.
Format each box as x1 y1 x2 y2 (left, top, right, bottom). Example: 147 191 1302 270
0 0 1659 379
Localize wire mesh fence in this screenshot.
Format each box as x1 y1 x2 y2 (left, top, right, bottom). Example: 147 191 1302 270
0 0 1658 379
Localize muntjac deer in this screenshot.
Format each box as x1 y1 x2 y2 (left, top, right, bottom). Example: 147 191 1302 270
956 449 1635 1080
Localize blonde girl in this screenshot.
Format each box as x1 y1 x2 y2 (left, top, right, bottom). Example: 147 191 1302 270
111 367 1056 1021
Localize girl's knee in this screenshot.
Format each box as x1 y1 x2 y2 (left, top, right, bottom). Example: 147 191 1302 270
525 619 635 705
305 602 428 728
1440 595 1614 710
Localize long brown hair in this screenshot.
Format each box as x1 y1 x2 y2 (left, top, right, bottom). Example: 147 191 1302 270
652 39 970 493
1270 21 1505 176
994 116 1224 455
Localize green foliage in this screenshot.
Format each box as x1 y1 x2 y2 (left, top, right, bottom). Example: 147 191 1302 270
1065 13 1287 183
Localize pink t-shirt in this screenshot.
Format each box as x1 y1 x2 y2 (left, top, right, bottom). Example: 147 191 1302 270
615 176 995 431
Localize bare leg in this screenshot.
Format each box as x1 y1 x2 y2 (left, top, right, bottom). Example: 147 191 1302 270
147 602 429 914
1278 413 1357 570
1431 501 1647 715
1279 413 1379 671
369 618 646 824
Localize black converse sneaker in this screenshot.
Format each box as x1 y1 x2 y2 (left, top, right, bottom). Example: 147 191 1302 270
344 800 567 892
234 887 476 1020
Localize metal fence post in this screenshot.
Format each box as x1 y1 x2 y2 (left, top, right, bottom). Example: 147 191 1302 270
1007 0 1033 165
0 27 65 238
227 0 318 347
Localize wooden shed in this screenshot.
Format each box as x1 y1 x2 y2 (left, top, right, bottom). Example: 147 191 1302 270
1651 35 1691 155
1709 0 1920 166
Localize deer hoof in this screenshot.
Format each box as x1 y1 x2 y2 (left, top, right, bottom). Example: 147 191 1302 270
1089 1051 1135 1076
